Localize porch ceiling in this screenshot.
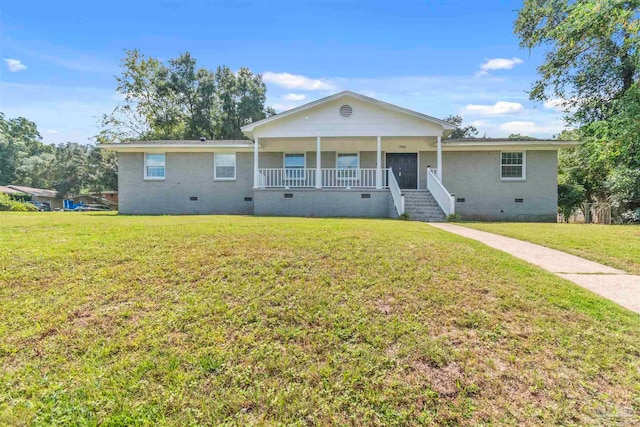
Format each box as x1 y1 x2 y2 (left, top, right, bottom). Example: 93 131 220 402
258 136 437 152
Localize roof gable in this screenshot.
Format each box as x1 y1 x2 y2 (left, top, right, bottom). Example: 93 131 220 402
242 91 455 139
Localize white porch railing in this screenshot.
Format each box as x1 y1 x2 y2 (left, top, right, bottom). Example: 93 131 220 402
258 168 316 188
388 168 405 215
427 167 455 216
258 168 387 188
321 168 384 188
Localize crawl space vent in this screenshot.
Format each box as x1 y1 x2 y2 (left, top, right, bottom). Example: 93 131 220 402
339 105 353 118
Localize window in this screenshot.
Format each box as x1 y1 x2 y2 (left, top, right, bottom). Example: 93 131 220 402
214 153 236 180
337 153 359 179
501 152 526 180
284 153 306 181
144 153 165 180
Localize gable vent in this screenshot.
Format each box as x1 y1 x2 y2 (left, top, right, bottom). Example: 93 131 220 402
339 104 353 118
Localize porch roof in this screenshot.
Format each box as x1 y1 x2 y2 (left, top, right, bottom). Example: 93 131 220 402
241 91 457 140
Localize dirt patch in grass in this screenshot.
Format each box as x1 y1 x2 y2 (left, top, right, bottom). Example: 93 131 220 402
414 361 463 397
0 213 639 425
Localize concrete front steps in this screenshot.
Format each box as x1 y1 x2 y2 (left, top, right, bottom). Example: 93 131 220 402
403 190 446 222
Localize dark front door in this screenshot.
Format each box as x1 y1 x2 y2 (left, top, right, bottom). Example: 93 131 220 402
386 153 418 189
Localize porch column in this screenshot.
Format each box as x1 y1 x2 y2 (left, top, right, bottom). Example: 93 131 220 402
315 136 322 189
253 138 259 188
376 136 382 189
436 135 443 181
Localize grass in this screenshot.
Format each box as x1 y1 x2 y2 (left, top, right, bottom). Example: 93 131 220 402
461 222 640 274
1 213 639 425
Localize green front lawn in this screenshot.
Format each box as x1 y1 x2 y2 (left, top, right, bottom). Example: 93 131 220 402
1 213 639 425
462 222 640 274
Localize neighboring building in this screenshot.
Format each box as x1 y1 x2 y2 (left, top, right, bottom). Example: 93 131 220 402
0 186 25 197
69 193 118 210
101 91 578 221
5 185 62 210
93 191 118 206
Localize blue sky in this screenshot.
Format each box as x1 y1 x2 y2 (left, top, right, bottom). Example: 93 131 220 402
1 0 567 144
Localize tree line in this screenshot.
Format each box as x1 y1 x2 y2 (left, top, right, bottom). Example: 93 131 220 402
515 0 640 221
1 50 273 199
0 113 117 197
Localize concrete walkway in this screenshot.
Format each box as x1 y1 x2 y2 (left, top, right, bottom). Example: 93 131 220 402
429 223 640 314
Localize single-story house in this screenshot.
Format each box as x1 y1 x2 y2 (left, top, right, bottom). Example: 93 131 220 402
101 91 578 221
0 186 26 197
4 185 62 210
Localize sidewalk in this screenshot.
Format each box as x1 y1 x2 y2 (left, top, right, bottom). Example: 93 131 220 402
429 223 640 314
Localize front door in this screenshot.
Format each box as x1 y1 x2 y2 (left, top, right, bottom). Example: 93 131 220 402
386 153 418 189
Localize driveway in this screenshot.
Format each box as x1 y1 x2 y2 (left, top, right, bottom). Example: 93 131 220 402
429 223 640 314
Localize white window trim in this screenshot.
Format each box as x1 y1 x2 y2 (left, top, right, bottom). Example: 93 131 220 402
144 152 166 181
335 152 360 169
336 152 360 183
500 151 526 181
283 152 307 168
214 152 237 181
283 152 307 180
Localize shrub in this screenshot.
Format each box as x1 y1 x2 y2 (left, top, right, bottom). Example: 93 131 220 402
621 208 640 224
0 194 38 211
558 183 586 222
447 213 462 222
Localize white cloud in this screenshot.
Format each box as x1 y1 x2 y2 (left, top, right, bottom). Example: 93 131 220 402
283 93 306 101
477 57 523 76
4 58 27 72
465 101 524 115
499 120 566 136
263 72 337 91
46 130 58 134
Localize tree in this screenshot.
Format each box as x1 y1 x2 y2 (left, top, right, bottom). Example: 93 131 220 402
558 182 586 222
515 1 640 218
15 152 56 188
86 144 118 193
100 50 271 142
215 66 269 139
515 0 639 124
1 113 118 196
443 115 478 139
51 143 91 198
0 113 49 185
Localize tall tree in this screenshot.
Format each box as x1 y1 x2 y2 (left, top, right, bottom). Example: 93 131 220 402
0 113 49 185
515 1 640 217
15 152 56 188
215 66 268 139
86 144 118 193
443 115 478 139
515 0 640 124
51 142 91 198
100 50 271 142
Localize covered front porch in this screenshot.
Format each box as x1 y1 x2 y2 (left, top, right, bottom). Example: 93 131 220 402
252 136 444 190
241 91 457 218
